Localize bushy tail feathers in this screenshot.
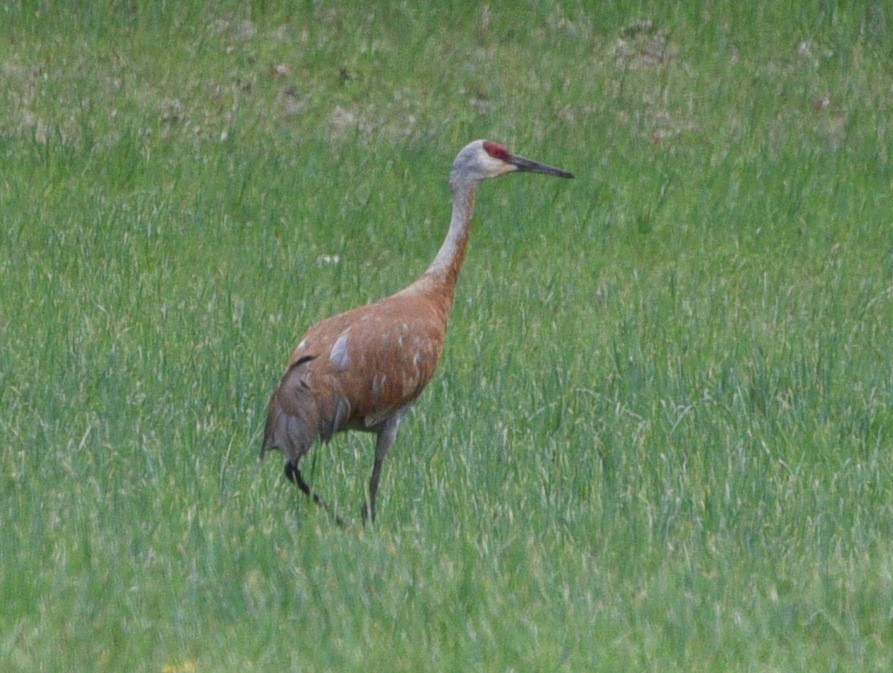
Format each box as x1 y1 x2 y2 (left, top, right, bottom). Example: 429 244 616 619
261 360 351 464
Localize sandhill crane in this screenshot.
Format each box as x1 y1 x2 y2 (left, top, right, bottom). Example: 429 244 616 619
262 139 573 523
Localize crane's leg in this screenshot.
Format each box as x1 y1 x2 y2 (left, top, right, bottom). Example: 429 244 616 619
362 413 404 524
285 460 345 528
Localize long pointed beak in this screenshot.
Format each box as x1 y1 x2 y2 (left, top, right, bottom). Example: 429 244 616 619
510 154 574 179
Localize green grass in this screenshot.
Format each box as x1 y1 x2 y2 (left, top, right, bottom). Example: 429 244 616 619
2 1 893 671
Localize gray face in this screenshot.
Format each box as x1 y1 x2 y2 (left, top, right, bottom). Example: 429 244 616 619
450 139 574 190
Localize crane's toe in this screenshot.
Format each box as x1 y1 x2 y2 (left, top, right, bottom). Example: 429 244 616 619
284 460 299 484
361 502 375 525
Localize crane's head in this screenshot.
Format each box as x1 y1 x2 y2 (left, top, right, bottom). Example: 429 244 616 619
450 139 573 191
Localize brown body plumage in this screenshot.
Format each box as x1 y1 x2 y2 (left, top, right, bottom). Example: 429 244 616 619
262 140 572 523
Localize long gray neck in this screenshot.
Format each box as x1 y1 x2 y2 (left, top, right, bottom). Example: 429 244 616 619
395 178 481 323
424 181 477 286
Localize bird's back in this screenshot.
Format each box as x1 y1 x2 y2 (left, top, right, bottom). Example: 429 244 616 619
262 280 452 462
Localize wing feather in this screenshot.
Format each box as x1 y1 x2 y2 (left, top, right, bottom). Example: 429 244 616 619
281 293 448 432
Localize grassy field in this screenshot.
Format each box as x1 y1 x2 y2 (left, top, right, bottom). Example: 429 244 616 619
2 1 892 671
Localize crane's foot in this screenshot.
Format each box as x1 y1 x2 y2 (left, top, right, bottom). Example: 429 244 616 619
284 460 300 486
361 502 375 526
284 461 346 528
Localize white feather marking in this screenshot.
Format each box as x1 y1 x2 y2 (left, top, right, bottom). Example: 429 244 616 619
329 329 351 370
372 373 387 403
402 373 419 396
